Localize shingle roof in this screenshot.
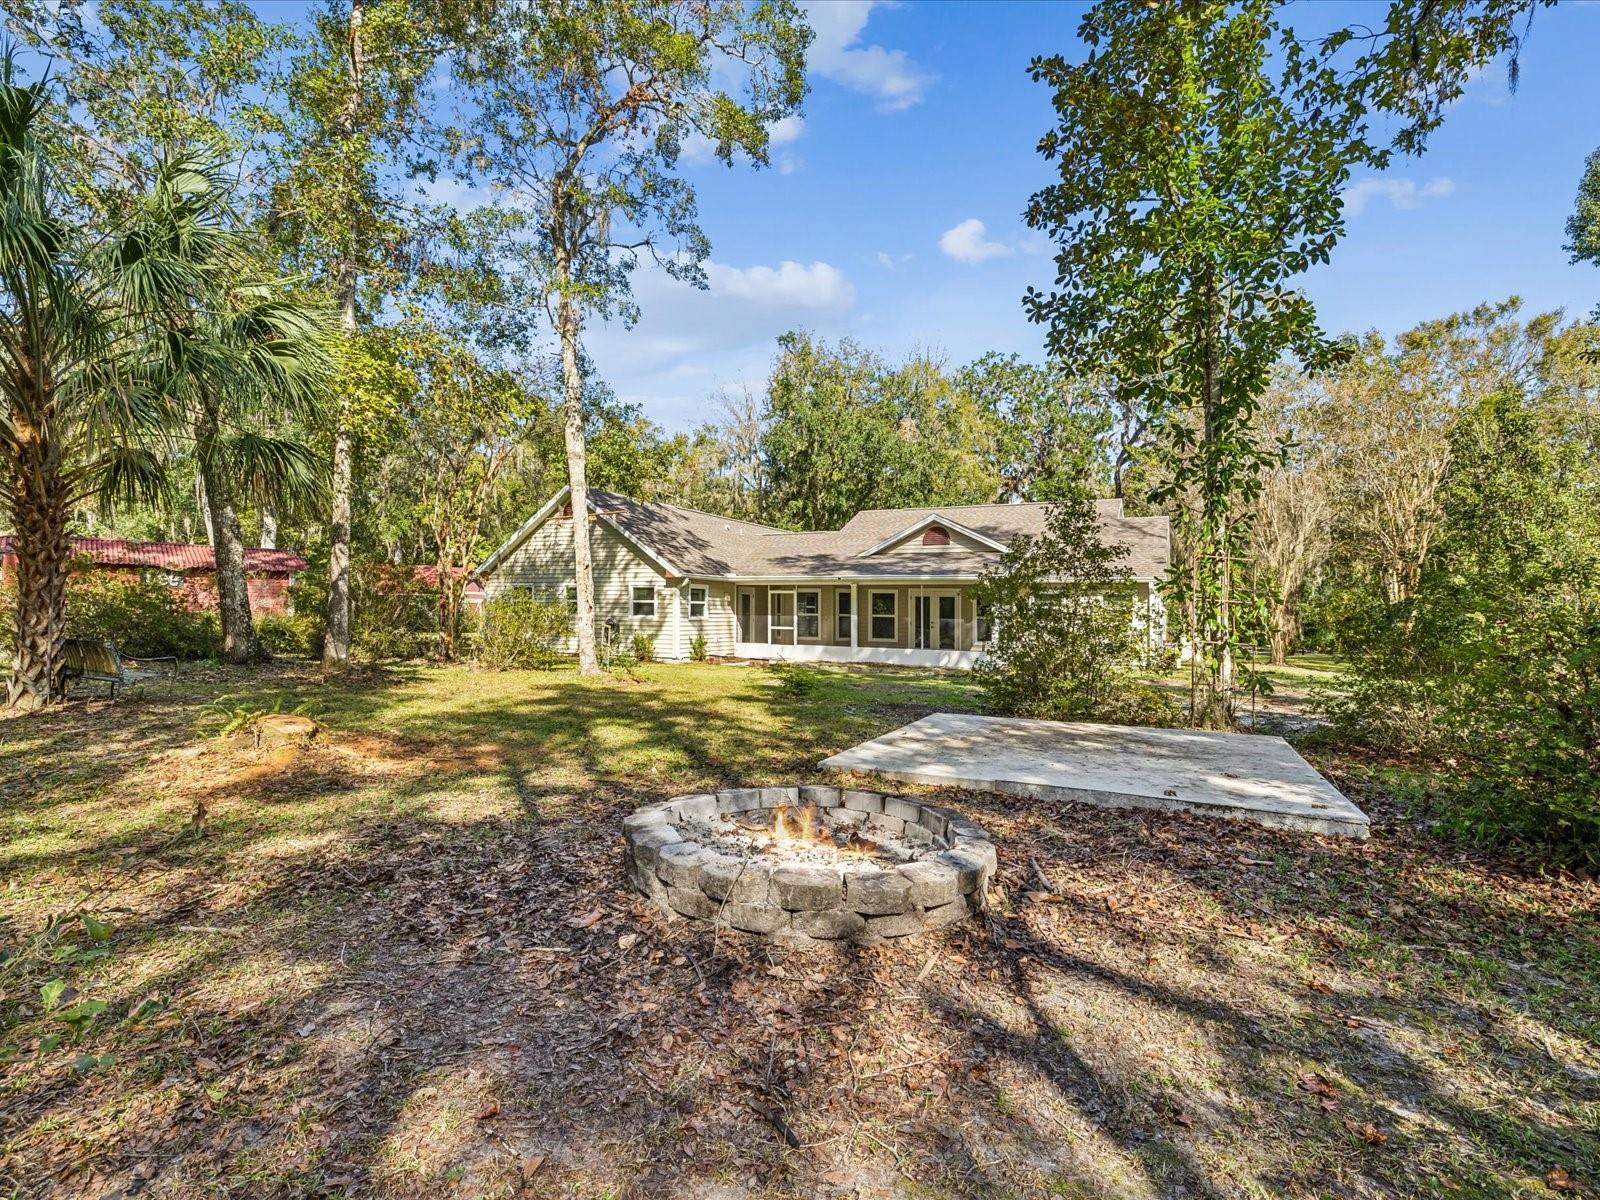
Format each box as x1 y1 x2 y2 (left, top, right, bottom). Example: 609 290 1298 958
0 536 307 574
584 491 1170 581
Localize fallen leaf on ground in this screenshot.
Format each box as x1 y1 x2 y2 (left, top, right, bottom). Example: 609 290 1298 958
1296 1072 1338 1103
474 1102 498 1121
1545 1167 1578 1192
566 909 603 929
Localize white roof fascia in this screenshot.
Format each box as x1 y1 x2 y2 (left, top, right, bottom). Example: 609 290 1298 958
473 485 571 579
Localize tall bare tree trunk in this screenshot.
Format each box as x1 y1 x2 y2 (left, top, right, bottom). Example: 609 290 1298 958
5 420 72 708
259 503 277 550
556 283 600 675
322 0 364 672
197 414 266 664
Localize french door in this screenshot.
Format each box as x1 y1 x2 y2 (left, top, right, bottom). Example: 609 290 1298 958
914 592 958 650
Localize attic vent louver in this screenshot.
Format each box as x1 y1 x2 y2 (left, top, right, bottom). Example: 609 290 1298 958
922 525 951 547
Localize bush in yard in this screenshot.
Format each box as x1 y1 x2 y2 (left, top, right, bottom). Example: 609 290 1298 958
477 593 572 670
254 613 321 659
690 633 708 661
630 632 655 663
63 570 221 660
1321 391 1600 861
767 660 822 698
972 490 1162 723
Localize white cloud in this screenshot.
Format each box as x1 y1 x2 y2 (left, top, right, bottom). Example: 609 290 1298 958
938 218 1014 265
703 259 856 308
803 1 935 112
1342 176 1456 217
875 250 913 271
768 115 805 146
582 256 858 425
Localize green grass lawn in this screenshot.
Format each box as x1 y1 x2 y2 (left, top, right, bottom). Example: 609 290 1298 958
1 660 1595 1199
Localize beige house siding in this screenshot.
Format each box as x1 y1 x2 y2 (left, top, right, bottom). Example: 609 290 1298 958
483 513 677 655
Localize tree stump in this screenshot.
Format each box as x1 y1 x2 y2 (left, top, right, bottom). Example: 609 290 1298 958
254 713 318 747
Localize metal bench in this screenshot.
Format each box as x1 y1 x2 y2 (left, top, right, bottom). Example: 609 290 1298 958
62 639 177 701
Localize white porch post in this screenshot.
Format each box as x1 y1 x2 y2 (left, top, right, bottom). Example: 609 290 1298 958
848 583 858 656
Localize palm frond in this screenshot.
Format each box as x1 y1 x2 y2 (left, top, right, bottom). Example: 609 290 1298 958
220 431 324 508
84 444 170 509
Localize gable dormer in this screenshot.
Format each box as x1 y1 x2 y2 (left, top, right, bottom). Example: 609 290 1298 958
858 513 1009 557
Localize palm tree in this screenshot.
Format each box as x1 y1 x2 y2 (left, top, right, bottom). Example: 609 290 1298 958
0 55 317 703
160 270 330 664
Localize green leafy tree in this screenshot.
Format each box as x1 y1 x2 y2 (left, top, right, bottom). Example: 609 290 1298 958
272 0 458 671
1026 1 1368 726
971 491 1159 723
1326 390 1600 860
445 0 809 674
956 352 1109 502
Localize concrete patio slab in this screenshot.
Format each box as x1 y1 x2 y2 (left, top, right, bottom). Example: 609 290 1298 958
821 712 1368 839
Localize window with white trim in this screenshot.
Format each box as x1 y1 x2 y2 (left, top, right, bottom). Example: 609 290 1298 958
564 583 578 613
797 589 820 639
687 586 707 618
835 590 852 641
631 585 656 617
869 591 897 641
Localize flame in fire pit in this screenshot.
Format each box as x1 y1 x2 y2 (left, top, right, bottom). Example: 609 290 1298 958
771 803 820 843
764 803 883 858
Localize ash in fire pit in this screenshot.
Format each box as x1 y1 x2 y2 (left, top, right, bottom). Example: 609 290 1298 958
623 786 996 946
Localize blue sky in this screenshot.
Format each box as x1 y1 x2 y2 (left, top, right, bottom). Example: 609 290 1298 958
580 0 1600 431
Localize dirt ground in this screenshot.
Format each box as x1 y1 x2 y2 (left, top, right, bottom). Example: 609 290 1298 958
1 662 1595 1199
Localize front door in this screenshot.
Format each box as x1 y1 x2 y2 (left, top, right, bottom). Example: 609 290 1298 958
914 592 958 650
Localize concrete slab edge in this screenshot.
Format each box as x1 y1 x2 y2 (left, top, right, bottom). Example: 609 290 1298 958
820 758 1370 840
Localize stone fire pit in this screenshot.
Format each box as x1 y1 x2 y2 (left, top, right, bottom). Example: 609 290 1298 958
622 785 996 947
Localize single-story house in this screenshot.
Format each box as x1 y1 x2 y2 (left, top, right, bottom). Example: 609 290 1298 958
474 488 1170 669
0 536 308 617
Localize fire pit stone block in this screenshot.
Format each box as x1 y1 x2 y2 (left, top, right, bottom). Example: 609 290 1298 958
623 787 994 946
770 864 845 911
723 901 790 934
670 794 718 822
844 868 912 915
793 909 868 940
629 824 684 872
867 910 926 938
656 842 712 888
842 791 885 815
884 797 924 825
622 805 672 834
923 897 974 928
666 886 719 920
866 812 906 837
700 855 771 903
897 860 963 907
718 788 765 815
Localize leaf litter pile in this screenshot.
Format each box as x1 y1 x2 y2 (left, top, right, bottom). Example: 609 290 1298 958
0 671 1596 1199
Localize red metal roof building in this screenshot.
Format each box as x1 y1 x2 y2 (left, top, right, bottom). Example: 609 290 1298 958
0 536 309 616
